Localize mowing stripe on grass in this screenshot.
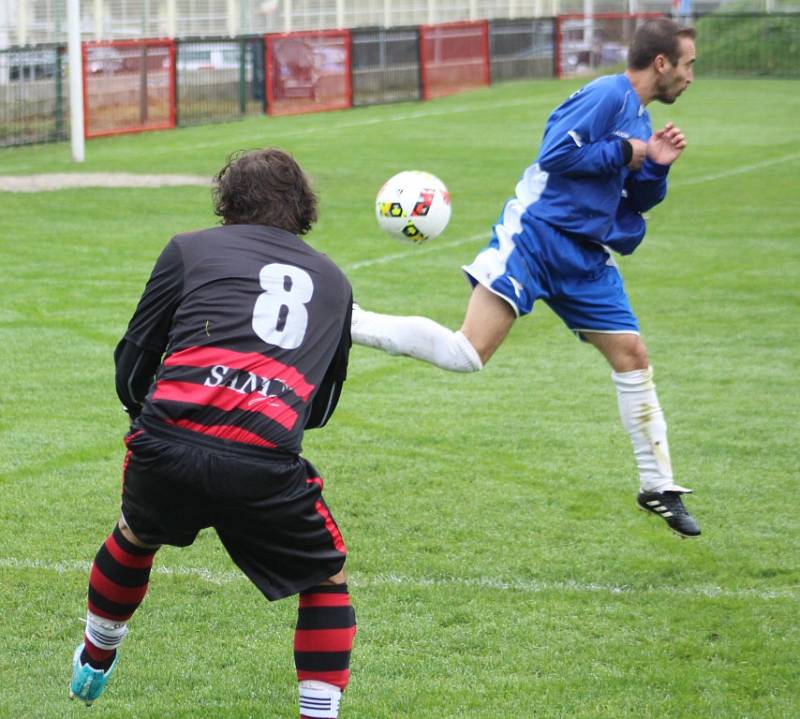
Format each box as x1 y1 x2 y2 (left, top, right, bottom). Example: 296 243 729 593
3 557 796 601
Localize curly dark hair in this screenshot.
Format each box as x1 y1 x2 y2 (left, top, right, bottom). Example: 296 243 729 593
213 148 318 235
627 18 696 71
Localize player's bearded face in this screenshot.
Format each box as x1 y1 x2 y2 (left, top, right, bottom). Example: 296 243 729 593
655 38 696 104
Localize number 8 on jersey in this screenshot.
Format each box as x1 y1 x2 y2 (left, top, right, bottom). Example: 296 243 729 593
252 263 313 350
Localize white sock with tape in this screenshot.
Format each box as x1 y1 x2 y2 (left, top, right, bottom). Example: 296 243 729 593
612 366 675 493
299 680 342 718
85 610 129 651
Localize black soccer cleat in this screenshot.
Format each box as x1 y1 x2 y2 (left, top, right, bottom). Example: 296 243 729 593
637 490 701 538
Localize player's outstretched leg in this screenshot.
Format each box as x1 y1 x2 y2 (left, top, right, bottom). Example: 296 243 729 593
613 366 701 537
351 285 516 372
350 304 482 372
68 523 158 704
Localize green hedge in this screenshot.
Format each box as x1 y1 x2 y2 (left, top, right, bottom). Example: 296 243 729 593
695 13 800 77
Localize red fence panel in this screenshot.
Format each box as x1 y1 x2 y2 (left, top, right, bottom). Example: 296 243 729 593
265 30 352 117
419 21 489 100
83 39 176 138
555 13 665 79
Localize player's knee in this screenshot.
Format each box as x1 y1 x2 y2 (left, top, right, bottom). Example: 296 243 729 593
610 334 649 371
322 569 347 585
117 516 159 549
452 330 484 372
469 341 494 368
627 339 649 369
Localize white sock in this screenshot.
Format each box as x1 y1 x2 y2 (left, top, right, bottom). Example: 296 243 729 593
612 366 676 493
299 680 342 718
351 305 482 373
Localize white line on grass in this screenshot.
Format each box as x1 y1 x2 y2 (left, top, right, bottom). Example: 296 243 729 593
186 96 546 150
346 232 486 272
2 557 796 601
672 151 800 188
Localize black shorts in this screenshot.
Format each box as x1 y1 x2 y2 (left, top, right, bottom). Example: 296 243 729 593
120 423 347 601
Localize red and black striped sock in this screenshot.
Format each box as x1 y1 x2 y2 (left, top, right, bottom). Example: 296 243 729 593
82 524 157 670
295 583 356 718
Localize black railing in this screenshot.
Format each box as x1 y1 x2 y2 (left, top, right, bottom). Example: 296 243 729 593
351 26 422 106
0 44 69 147
175 36 266 126
489 18 556 82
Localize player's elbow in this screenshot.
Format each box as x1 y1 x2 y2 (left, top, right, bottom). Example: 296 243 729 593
538 155 567 175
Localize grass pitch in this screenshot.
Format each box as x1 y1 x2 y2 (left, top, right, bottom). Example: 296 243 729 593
1 78 798 718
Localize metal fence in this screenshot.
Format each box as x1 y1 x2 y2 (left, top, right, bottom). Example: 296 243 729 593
2 0 571 45
2 12 798 148
489 18 556 81
420 20 490 99
351 27 421 106
0 44 68 146
266 30 352 116
555 12 664 77
83 39 176 138
2 0 749 46
176 37 265 126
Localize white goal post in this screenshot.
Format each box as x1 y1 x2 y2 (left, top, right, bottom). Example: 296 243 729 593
67 0 85 162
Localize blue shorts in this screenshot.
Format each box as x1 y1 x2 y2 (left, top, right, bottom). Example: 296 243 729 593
462 207 639 338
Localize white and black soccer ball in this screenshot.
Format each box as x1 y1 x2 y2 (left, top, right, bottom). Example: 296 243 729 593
375 170 451 243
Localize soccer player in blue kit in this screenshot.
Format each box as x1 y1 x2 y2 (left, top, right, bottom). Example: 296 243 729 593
352 18 701 537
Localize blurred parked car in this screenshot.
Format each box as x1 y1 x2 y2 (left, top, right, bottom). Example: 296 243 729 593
86 46 124 74
6 49 60 81
86 45 170 74
177 44 242 71
313 45 347 75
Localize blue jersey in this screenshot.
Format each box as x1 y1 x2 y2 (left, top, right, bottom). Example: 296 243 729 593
517 73 670 254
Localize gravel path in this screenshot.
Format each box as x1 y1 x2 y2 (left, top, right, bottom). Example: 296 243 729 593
0 173 210 192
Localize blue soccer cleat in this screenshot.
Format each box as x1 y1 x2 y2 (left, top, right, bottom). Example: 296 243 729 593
69 643 118 706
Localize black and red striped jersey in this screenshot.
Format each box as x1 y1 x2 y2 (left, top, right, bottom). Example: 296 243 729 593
118 224 352 456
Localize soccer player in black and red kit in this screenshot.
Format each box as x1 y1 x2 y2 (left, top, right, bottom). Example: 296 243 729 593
69 148 356 719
